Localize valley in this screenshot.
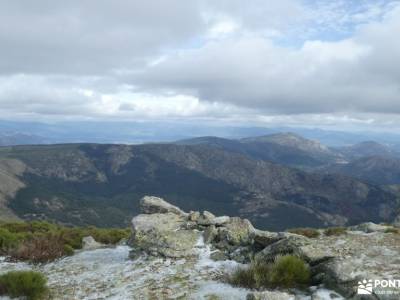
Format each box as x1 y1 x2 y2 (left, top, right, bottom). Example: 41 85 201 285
0 132 399 231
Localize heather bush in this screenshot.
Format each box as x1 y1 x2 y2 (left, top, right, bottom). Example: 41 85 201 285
324 227 347 236
229 255 310 289
0 221 130 262
0 271 48 300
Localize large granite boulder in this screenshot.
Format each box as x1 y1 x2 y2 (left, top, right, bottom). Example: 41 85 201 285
130 212 200 258
140 196 187 216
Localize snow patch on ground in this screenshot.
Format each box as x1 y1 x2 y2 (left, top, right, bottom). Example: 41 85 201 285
0 242 344 299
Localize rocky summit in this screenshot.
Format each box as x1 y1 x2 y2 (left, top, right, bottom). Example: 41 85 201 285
0 196 399 299
129 196 400 299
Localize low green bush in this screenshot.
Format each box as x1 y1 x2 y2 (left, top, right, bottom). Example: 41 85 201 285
229 255 310 289
0 228 24 253
63 244 74 256
324 227 347 236
288 228 320 238
87 227 130 245
229 264 257 289
269 255 310 288
0 270 48 300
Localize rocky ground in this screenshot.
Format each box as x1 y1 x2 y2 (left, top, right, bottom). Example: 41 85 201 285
0 240 341 299
0 196 399 299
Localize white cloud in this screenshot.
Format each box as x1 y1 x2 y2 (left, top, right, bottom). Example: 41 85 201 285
0 0 399 130
133 1 400 117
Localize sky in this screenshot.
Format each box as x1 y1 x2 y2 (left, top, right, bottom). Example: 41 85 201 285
0 0 400 131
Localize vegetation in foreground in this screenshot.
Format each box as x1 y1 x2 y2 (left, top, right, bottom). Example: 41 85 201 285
0 270 48 300
288 228 320 238
385 227 400 234
324 227 347 236
229 255 310 289
0 221 130 263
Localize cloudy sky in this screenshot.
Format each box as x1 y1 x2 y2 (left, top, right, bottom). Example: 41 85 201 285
1 0 400 130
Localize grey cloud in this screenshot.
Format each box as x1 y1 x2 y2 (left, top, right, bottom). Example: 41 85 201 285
0 0 399 126
130 4 400 115
0 0 205 75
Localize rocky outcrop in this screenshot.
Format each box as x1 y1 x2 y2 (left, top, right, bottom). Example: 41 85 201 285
130 196 400 299
130 196 256 262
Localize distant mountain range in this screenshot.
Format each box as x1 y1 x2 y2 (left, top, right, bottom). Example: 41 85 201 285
2 119 400 146
0 140 399 230
334 141 399 160
0 133 49 146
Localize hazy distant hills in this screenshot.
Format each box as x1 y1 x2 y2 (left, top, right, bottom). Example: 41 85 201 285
0 142 398 230
0 132 49 146
2 119 400 146
334 141 399 160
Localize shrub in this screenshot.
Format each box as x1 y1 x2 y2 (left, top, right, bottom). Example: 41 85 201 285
324 227 347 236
59 227 85 249
269 255 310 288
0 221 130 262
0 271 48 300
385 227 400 234
229 265 257 289
63 244 74 256
228 255 310 289
288 228 320 238
87 227 130 245
0 222 31 233
10 233 66 263
0 228 24 254
29 221 58 233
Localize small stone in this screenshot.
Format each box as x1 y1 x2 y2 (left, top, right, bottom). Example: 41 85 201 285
140 196 187 216
197 211 216 225
82 236 104 250
350 222 389 233
188 211 200 222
